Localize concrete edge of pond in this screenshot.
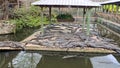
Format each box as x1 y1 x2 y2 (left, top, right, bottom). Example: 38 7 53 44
97 17 120 36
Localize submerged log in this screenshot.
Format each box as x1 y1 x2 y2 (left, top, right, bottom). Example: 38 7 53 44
62 55 77 59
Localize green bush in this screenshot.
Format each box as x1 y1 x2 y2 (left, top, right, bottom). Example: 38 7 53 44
56 13 74 20
9 6 49 31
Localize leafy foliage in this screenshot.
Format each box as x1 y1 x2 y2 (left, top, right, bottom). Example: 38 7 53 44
9 6 49 31
56 13 74 20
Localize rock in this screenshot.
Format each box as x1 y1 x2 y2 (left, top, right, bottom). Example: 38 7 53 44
0 21 16 34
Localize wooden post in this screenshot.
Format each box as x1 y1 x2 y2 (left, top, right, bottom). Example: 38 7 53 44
49 7 52 24
103 5 106 13
112 4 114 13
76 7 79 23
102 5 105 12
105 5 107 13
58 7 61 14
4 0 9 20
116 4 119 14
100 6 102 12
95 7 96 12
82 7 86 32
17 0 19 8
108 5 110 13
41 7 44 36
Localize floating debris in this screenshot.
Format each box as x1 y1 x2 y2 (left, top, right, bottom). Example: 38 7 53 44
62 55 78 59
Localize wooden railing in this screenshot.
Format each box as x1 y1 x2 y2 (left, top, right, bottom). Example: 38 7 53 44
96 12 120 24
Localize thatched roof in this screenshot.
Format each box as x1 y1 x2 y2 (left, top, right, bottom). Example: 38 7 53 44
91 0 109 2
32 0 101 7
101 0 120 5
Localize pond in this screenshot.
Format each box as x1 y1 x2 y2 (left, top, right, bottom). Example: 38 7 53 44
0 23 120 68
0 51 120 68
0 27 39 41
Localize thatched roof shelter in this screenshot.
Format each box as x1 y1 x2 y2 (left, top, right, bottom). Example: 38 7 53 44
31 0 101 35
32 0 100 7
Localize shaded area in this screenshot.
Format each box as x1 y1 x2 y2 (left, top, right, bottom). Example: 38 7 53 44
0 27 38 41
0 51 19 68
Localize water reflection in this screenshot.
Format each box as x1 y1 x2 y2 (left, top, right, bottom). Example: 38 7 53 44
11 51 42 68
37 55 92 68
0 28 38 41
0 51 120 68
90 54 120 68
0 51 18 68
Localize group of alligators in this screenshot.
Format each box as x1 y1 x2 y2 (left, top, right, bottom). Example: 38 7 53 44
0 23 120 54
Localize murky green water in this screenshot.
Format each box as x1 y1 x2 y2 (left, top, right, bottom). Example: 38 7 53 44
0 51 120 68
0 23 120 68
0 27 39 41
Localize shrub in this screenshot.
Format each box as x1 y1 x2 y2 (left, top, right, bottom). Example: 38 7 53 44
9 6 49 31
56 13 74 20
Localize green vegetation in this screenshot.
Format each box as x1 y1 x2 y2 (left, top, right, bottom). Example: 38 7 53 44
103 5 120 13
56 13 73 19
56 13 74 22
9 6 49 31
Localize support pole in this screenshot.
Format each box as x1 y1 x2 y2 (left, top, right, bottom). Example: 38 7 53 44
17 0 19 8
58 7 61 14
4 0 9 20
76 7 79 23
108 4 110 13
105 5 107 13
41 7 44 36
82 7 86 32
116 4 119 14
112 4 114 13
49 7 52 24
103 5 105 13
